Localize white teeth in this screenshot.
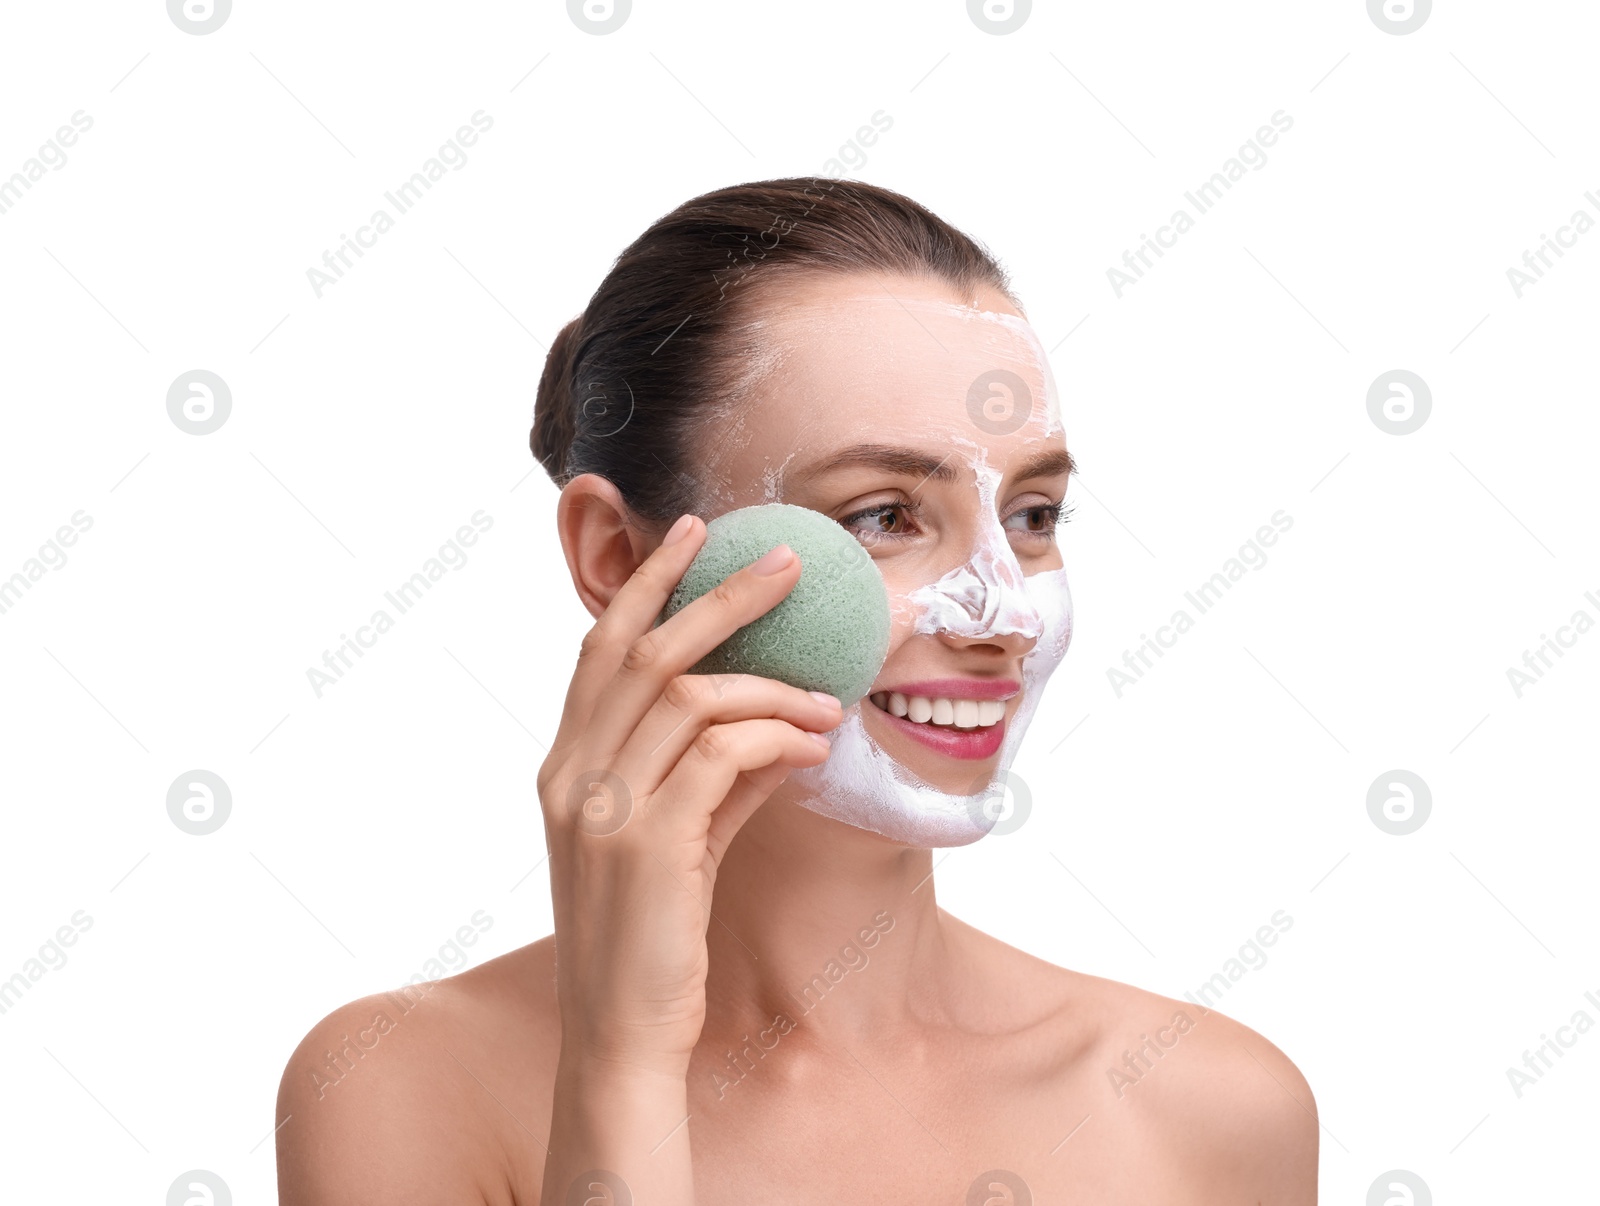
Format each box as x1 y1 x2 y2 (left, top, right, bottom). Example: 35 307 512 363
869 691 1011 728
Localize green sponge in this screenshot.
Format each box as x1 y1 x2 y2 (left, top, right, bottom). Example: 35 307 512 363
659 503 891 707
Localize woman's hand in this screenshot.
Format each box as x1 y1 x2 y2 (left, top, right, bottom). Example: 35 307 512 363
536 513 841 1203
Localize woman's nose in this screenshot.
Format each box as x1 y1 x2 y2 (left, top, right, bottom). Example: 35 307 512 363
908 531 1045 642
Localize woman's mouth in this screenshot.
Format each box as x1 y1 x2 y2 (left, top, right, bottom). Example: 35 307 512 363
863 681 1017 761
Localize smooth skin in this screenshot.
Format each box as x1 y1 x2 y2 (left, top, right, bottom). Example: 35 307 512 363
276 273 1318 1205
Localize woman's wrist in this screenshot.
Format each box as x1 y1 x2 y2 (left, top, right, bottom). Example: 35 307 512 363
544 1050 695 1206
557 1037 694 1087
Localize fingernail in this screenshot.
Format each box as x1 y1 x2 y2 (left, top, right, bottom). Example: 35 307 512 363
662 514 694 546
808 691 840 709
808 732 831 748
749 544 794 575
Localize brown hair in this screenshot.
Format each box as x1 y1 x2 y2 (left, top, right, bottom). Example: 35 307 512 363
530 177 1019 524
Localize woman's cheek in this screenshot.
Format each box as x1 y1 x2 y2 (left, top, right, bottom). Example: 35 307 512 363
881 575 930 647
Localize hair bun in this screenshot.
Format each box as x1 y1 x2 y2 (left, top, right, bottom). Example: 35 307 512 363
531 313 584 482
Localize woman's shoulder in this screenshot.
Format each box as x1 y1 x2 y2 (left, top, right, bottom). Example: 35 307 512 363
274 937 559 1205
950 915 1318 1195
1062 962 1316 1135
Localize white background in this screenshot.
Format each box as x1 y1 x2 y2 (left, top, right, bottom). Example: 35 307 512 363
1 0 1595 1201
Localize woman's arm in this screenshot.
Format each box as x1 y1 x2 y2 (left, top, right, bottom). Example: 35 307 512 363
535 516 841 1205
275 520 837 1205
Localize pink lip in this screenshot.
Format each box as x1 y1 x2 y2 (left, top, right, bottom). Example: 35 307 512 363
870 707 1006 760
875 678 1020 701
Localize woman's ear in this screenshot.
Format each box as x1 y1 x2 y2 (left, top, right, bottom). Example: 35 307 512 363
555 474 658 619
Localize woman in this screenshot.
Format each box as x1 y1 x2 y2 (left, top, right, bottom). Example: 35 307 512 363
277 179 1318 1204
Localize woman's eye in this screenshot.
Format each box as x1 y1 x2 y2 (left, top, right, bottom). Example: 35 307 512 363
843 500 1072 547
840 501 920 545
1004 501 1072 540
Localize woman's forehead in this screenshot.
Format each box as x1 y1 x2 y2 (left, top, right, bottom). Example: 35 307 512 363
728 292 1059 451
753 287 1048 378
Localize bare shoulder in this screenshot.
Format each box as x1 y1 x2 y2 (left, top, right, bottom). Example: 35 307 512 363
939 917 1315 1199
275 936 560 1206
1066 967 1319 1197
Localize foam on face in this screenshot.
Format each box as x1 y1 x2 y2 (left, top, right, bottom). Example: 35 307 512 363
787 566 1071 846
904 439 1047 641
752 292 1075 847
673 284 1073 846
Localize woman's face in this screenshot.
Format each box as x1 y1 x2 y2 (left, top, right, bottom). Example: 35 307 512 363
690 272 1074 847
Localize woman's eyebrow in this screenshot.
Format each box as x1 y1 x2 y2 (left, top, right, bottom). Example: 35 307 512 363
791 444 962 488
1011 448 1076 482
791 444 1077 490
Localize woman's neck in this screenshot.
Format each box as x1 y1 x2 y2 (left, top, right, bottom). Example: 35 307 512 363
700 790 952 1062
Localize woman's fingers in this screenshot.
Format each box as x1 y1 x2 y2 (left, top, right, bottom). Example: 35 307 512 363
642 718 829 833
704 762 794 866
551 515 709 749
610 674 839 797
579 543 805 759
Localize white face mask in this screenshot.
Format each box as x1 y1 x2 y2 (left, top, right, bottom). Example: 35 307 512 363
784 445 1074 847
724 293 1076 848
